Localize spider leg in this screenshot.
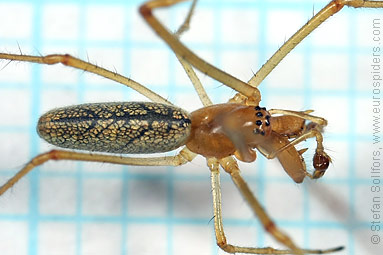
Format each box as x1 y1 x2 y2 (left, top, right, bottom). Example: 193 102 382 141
0 148 196 196
208 157 294 254
248 0 383 88
139 0 261 103
0 53 170 104
217 157 344 254
173 0 213 107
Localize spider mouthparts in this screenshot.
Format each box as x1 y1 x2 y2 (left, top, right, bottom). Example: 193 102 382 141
297 148 308 155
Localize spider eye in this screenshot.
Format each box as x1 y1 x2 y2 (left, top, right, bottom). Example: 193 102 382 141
252 106 271 136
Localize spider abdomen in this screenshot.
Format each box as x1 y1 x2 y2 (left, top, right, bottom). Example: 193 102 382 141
37 102 191 154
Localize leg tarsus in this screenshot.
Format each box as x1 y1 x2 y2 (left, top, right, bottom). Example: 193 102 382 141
174 0 198 37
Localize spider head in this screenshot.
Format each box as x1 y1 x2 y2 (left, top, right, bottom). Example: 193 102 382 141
217 105 272 162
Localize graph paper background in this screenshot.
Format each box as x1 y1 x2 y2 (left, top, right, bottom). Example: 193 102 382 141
0 0 381 255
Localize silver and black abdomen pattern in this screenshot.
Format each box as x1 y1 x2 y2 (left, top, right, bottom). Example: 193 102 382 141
37 102 191 154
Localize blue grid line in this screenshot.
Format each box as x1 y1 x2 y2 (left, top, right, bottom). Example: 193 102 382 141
346 7 357 255
28 2 42 255
0 213 356 227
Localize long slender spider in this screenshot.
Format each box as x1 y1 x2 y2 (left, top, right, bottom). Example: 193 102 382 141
0 0 381 254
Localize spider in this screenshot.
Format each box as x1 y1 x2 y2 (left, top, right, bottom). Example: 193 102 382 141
0 0 381 254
